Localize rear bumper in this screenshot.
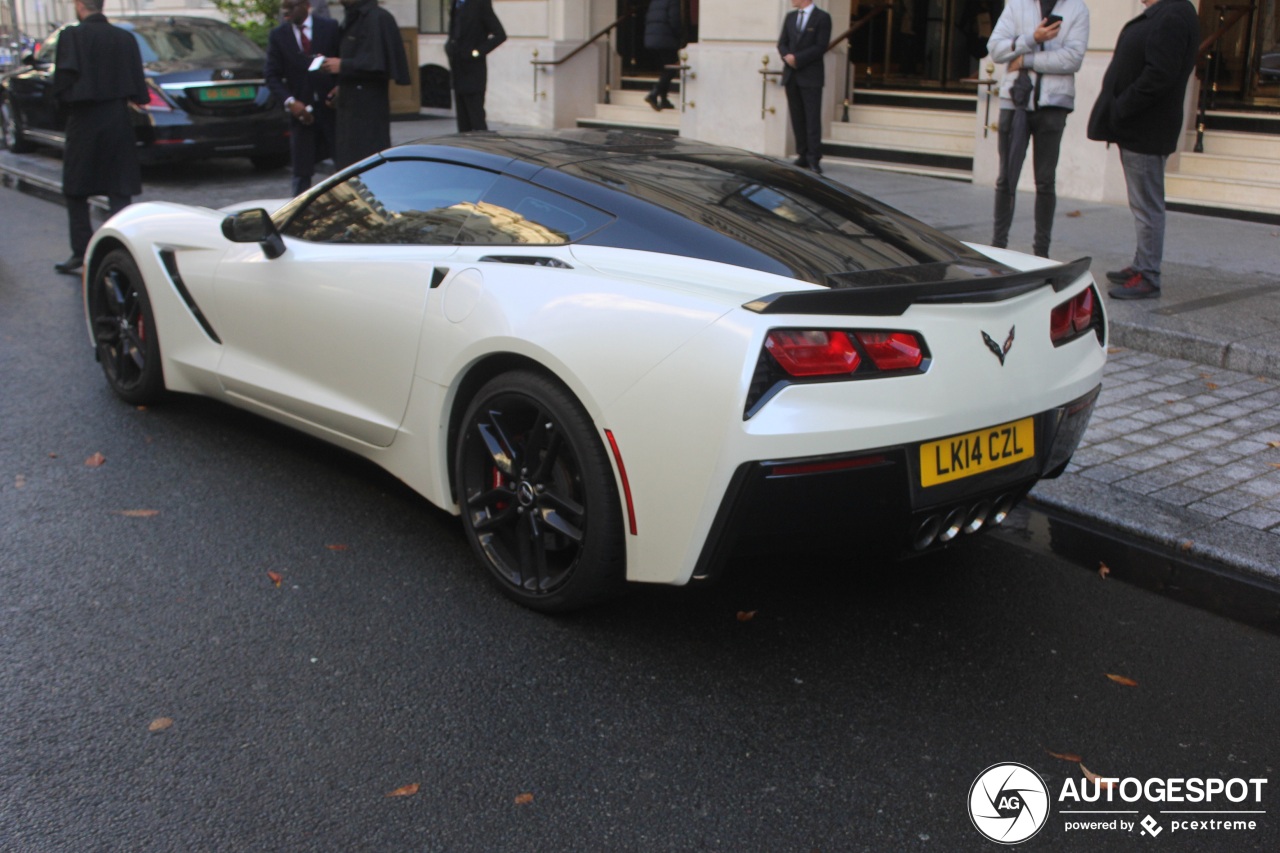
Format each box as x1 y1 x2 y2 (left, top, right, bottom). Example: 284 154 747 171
136 110 291 164
691 384 1100 581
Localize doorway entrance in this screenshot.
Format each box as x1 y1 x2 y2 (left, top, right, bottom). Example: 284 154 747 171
1199 0 1280 109
849 0 1003 91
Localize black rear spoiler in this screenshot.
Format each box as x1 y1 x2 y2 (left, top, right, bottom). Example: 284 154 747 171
743 256 1093 317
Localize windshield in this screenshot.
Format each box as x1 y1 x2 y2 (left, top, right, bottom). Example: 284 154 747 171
120 21 264 64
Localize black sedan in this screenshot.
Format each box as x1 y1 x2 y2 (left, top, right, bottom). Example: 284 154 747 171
1 15 290 169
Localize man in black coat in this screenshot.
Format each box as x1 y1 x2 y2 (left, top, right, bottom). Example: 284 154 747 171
445 0 506 132
321 0 410 169
51 0 147 274
1087 0 1199 299
643 0 681 111
777 0 832 174
265 0 340 195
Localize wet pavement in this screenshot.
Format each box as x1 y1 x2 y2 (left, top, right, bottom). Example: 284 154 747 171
3 112 1278 596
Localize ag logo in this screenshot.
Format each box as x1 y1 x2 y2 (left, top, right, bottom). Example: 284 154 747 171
968 762 1050 844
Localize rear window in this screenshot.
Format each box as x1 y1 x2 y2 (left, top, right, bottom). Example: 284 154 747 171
120 21 263 64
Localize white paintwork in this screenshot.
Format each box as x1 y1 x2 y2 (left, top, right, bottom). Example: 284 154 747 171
85 183 1106 588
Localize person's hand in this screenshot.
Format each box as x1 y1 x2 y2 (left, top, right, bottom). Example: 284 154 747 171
321 57 341 73
288 100 308 120
1033 18 1061 43
784 53 797 68
1008 54 1023 72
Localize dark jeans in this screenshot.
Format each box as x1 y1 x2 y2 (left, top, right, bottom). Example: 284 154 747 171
67 194 131 258
992 106 1068 258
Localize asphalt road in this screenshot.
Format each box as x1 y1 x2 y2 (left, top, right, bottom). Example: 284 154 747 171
2 181 1278 851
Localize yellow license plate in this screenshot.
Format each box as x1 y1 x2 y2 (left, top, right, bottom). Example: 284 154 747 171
197 85 256 103
919 417 1035 487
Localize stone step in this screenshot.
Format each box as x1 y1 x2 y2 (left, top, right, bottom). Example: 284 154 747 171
587 102 681 129
1166 172 1280 218
829 119 974 155
1175 151 1280 181
844 103 975 134
1183 128 1280 160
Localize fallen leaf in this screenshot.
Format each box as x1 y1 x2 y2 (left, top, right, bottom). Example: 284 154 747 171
1180 540 1194 551
1065 210 1082 218
1270 463 1280 470
15 474 25 489
1098 562 1110 579
514 793 534 805
148 717 173 733
1268 441 1280 449
136 406 148 411
385 783 420 798
267 571 283 588
1206 382 1219 390
1080 763 1115 790
1047 750 1083 762
1106 673 1139 687
736 610 758 622
115 509 160 518
1107 347 1124 354
48 453 58 458
325 544 349 551
85 452 107 468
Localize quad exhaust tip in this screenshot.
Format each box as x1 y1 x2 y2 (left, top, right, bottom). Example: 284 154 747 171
912 494 1018 550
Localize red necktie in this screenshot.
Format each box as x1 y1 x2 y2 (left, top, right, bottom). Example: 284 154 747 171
298 25 311 54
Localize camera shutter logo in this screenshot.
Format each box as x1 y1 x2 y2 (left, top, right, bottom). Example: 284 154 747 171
968 763 1050 844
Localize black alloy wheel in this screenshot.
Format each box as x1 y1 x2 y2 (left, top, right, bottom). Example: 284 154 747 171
88 249 165 404
455 371 625 612
1 98 35 153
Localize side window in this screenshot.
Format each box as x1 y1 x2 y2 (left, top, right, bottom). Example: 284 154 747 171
282 159 498 245
456 176 614 245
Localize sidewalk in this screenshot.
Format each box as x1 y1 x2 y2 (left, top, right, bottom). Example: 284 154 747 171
4 115 1279 588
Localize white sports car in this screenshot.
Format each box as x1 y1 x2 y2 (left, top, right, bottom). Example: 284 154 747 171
83 130 1106 611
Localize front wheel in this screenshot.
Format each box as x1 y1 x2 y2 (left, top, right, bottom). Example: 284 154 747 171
87 249 165 404
455 371 626 612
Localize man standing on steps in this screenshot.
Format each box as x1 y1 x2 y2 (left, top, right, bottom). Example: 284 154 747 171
445 0 506 132
987 0 1090 259
777 0 832 174
643 0 681 112
51 0 147 275
1088 0 1199 300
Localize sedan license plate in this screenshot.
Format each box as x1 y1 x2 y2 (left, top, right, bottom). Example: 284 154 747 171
919 417 1035 487
195 85 256 103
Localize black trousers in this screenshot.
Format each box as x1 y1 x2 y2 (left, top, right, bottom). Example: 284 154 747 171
993 106 1069 258
785 81 823 166
289 107 336 196
67 194 131 258
649 48 679 100
454 89 488 132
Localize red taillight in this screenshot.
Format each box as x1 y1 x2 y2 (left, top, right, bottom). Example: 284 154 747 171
766 330 861 377
142 84 173 112
855 331 923 371
1072 287 1094 332
1051 287 1098 343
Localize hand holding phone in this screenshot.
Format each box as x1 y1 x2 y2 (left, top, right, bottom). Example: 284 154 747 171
1044 14 1063 26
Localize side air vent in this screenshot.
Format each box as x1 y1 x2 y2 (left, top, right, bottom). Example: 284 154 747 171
158 249 221 344
478 255 572 269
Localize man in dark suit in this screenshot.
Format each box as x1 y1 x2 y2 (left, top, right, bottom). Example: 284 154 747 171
445 0 506 132
265 0 340 195
51 0 147 274
777 0 832 174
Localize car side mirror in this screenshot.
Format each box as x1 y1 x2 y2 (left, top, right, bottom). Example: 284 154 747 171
221 208 286 259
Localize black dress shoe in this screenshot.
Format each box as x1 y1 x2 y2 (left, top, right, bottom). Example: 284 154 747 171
54 255 84 274
644 92 662 112
810 162 823 175
793 157 809 168
660 98 676 110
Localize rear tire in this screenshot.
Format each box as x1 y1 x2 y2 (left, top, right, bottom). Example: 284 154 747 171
87 249 165 405
1 98 36 153
455 371 626 612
